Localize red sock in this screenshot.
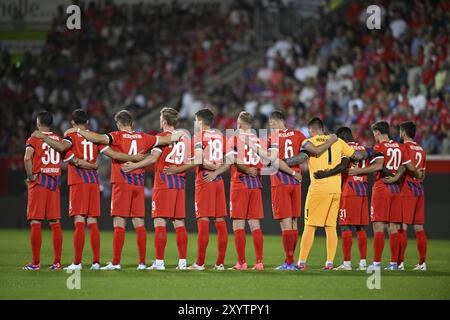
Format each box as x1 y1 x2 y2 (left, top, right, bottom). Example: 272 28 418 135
73 222 85 265
197 220 209 266
234 229 246 264
389 232 400 264
341 230 353 262
30 223 42 265
154 226 167 260
88 223 100 264
135 226 147 265
282 230 291 263
291 229 299 255
397 229 407 264
50 222 63 264
112 227 125 265
415 230 427 264
356 229 367 260
373 231 385 263
175 226 188 259
252 229 263 264
214 220 228 266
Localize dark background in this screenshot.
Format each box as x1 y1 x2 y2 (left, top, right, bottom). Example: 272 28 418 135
1 170 449 239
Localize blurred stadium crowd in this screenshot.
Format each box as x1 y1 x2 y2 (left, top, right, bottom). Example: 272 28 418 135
1 0 450 165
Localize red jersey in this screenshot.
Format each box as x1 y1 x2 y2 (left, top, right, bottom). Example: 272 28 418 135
342 141 369 197
105 130 158 185
402 140 426 196
26 132 63 191
193 129 226 188
153 131 192 190
226 132 265 190
268 129 306 187
63 131 101 185
371 140 411 193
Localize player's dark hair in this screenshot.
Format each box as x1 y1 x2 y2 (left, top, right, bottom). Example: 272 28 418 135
195 109 214 126
72 109 89 125
307 117 324 131
37 110 53 127
399 121 416 139
336 126 354 142
371 121 389 135
269 110 285 121
114 110 133 127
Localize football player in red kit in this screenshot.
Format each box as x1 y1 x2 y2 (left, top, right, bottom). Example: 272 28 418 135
314 127 370 271
23 111 95 270
122 107 190 270
267 110 306 270
66 110 181 270
164 109 229 270
348 121 424 271
383 122 427 270
33 109 144 270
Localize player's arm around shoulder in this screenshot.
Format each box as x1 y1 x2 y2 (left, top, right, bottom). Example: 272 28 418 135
66 127 110 145
31 130 71 153
302 134 338 156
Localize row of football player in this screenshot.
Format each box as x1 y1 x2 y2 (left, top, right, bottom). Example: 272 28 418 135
22 107 426 272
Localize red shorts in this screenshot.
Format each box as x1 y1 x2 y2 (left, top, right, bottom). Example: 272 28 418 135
152 188 186 219
195 181 227 218
111 183 145 218
271 185 301 220
339 196 369 226
230 188 264 220
371 188 402 223
27 182 60 221
69 184 100 217
402 195 425 225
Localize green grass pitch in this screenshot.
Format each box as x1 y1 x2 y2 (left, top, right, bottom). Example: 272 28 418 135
0 229 449 299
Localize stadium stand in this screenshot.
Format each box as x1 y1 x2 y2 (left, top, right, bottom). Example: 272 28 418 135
0 0 449 167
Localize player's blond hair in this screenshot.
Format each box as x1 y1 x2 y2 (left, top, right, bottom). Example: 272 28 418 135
160 107 179 126
238 111 254 126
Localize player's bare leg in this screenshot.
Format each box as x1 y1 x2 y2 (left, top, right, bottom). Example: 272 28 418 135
249 219 264 270
189 217 209 270
87 217 101 270
413 224 427 270
229 219 248 270
173 219 188 270
213 217 228 270
101 216 126 270
64 215 87 271
148 218 167 270
368 222 385 271
275 218 296 270
385 222 401 270
48 219 63 270
23 220 42 270
132 217 147 270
